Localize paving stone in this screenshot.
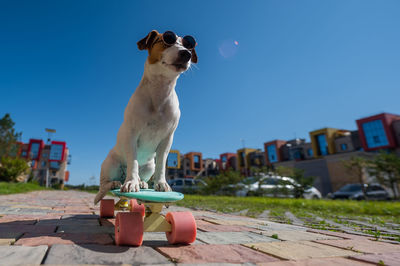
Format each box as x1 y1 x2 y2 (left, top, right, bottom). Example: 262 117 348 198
315 239 400 254
257 257 371 266
177 263 242 266
0 231 23 245
0 245 48 265
196 231 278 245
197 220 257 232
37 218 99 226
247 222 307 232
0 224 56 234
157 244 279 264
10 205 53 210
100 218 115 227
56 225 114 234
259 230 340 241
244 241 357 260
203 219 260 226
14 232 114 246
44 244 170 265
141 232 204 246
61 214 98 219
0 216 37 224
307 229 372 240
350 252 400 266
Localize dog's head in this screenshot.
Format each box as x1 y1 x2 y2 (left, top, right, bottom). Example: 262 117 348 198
137 30 198 74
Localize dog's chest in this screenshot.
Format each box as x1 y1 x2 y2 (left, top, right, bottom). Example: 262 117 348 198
137 106 178 147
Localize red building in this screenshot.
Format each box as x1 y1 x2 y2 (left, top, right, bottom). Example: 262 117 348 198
18 139 70 186
219 153 237 171
264 140 286 164
356 113 400 151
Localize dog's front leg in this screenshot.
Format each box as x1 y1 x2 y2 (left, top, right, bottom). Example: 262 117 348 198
121 137 141 192
153 134 173 192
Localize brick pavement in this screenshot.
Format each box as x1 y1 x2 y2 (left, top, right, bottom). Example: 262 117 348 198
0 190 399 265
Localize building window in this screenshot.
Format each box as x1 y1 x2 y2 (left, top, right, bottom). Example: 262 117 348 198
41 161 46 167
50 161 60 169
341 143 348 151
362 120 389 148
167 152 178 168
307 148 313 156
267 144 278 163
30 143 40 159
239 152 245 167
221 156 227 162
292 149 302 160
316 134 328 156
194 155 201 169
21 151 27 157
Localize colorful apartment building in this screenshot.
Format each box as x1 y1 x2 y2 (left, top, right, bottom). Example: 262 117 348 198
356 113 400 152
182 152 203 178
219 153 237 171
309 128 350 158
236 148 258 176
264 140 286 164
18 139 70 186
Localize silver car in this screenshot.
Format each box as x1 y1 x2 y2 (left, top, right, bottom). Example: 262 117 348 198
168 178 207 193
235 175 322 199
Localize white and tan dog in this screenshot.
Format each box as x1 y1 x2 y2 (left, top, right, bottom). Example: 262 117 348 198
94 30 197 205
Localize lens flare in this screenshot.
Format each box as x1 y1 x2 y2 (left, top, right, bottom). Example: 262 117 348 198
218 39 239 58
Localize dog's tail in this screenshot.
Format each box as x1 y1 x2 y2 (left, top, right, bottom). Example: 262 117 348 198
93 180 121 205
94 190 106 205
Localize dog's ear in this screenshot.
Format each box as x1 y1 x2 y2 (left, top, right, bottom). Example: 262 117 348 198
137 30 159 50
191 48 198 63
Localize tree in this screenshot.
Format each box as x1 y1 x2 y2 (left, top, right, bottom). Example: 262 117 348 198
0 114 22 158
368 152 400 199
343 156 369 198
201 169 244 195
0 156 30 182
0 114 29 182
275 166 315 198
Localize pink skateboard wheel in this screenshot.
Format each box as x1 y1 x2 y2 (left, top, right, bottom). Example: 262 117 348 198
165 212 197 244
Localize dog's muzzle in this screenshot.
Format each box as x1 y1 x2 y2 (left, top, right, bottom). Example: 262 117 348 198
171 50 191 71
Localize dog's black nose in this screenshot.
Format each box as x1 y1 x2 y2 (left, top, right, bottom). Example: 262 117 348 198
178 50 191 63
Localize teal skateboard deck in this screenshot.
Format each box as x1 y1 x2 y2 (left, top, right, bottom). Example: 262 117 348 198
111 189 184 203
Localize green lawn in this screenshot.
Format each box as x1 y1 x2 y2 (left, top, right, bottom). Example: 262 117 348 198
0 182 50 195
177 195 400 225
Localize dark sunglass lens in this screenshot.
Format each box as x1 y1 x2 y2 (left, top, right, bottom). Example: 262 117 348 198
182 35 196 49
163 31 177 45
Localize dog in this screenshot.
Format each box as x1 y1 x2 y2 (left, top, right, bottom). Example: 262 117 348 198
94 30 197 205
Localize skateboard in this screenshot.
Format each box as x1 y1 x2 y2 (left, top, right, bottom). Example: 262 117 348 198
99 189 197 247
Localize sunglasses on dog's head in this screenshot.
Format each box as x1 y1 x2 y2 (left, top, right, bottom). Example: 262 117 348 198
159 31 197 50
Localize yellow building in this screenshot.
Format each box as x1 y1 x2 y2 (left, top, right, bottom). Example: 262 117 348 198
236 148 257 175
309 128 349 158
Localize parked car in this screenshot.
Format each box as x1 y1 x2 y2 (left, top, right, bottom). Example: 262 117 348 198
168 178 207 193
234 175 322 199
331 183 390 200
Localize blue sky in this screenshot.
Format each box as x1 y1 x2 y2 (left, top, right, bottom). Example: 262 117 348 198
1 1 400 185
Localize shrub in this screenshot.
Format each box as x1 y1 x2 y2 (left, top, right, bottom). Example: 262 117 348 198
0 157 30 182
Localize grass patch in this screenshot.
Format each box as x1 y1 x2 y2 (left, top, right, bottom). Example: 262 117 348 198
0 182 50 195
177 195 400 220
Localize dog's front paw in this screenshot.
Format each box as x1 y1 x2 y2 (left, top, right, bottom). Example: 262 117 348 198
121 179 140 192
154 181 171 192
139 180 148 189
